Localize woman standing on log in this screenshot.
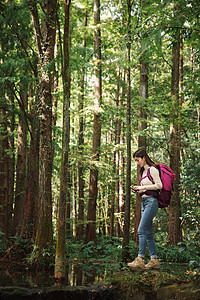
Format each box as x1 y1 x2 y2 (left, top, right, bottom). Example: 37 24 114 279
128 149 162 270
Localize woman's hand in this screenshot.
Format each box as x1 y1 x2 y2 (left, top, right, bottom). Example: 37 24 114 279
130 185 140 191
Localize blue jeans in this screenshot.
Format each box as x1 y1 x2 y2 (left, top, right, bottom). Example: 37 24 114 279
138 196 158 259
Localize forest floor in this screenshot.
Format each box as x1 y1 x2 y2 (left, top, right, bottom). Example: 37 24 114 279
0 237 199 299
0 256 199 300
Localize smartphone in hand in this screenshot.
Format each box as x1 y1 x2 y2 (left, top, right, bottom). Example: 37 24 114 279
130 185 137 193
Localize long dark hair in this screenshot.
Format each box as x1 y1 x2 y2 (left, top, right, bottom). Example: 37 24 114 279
133 149 157 175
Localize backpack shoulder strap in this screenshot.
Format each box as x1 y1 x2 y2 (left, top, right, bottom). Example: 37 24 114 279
147 167 155 184
140 167 155 183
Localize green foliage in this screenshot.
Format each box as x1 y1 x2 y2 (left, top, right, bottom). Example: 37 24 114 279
0 231 6 254
0 0 199 276
65 236 123 261
157 243 200 264
0 235 34 263
26 243 55 270
10 235 33 254
64 236 200 268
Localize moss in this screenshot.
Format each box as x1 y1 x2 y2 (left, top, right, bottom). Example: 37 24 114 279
110 269 200 299
157 283 200 300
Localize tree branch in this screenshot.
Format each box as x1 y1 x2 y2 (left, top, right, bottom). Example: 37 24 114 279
147 133 171 157
8 82 33 140
0 11 38 77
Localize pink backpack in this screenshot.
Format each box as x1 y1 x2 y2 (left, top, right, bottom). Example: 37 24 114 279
144 164 175 208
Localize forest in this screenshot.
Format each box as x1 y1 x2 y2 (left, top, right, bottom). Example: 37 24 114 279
0 0 199 290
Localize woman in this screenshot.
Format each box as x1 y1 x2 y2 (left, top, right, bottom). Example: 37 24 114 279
128 149 162 270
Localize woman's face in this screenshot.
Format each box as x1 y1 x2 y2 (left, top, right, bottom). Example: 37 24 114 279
134 156 147 167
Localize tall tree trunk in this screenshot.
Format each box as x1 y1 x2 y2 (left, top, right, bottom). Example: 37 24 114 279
66 166 71 235
0 108 8 241
110 178 115 237
85 0 102 244
116 71 125 237
77 7 87 240
55 0 71 279
72 165 76 237
168 29 181 245
110 69 120 237
29 0 57 250
133 54 148 242
0 90 15 241
52 37 59 159
110 137 116 236
122 0 131 261
21 84 40 240
23 133 39 239
0 109 10 241
8 93 15 239
12 90 28 236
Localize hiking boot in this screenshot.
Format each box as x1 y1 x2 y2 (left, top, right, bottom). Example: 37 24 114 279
145 258 160 270
128 257 145 269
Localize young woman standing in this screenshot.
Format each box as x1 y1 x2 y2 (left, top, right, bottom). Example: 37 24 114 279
128 149 162 270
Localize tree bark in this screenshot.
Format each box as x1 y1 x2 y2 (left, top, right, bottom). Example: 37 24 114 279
55 0 71 279
116 71 125 237
110 130 117 236
28 0 57 250
110 69 121 237
72 165 76 237
0 88 15 241
20 84 40 240
122 0 131 261
85 0 102 243
77 7 87 240
168 28 181 245
133 55 148 242
0 108 12 241
12 90 28 236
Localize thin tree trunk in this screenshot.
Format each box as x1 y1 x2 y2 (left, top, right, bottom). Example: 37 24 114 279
22 133 39 239
12 90 28 236
116 71 125 237
85 0 102 243
197 107 200 140
52 36 59 157
110 150 116 237
168 28 181 245
66 166 71 235
0 108 11 241
8 93 15 239
21 84 40 240
77 7 87 240
0 86 15 240
133 54 148 242
55 0 71 279
72 165 76 237
122 0 131 260
110 69 120 236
